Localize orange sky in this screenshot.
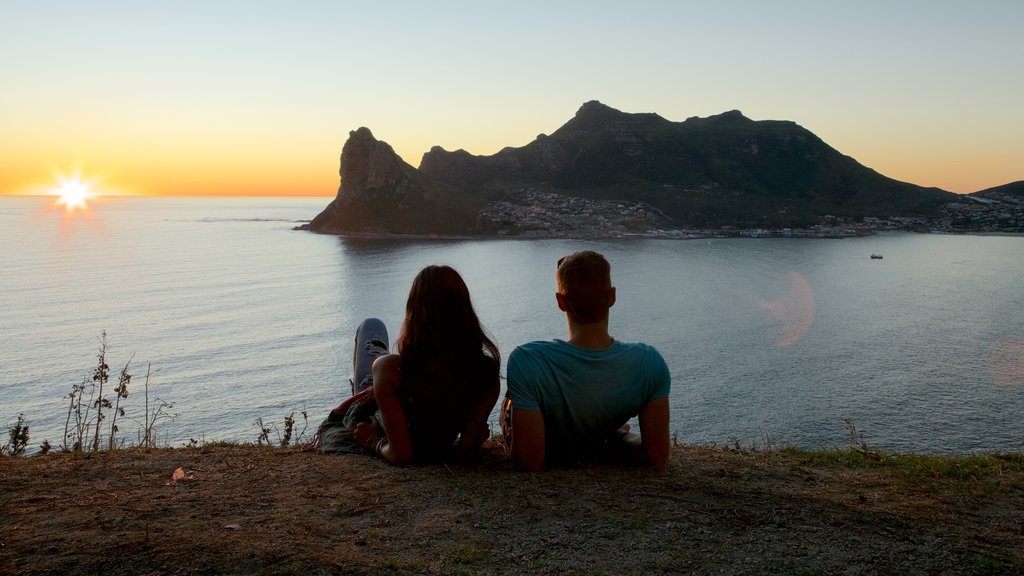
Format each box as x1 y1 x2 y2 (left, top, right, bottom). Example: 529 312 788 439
3 3 1021 198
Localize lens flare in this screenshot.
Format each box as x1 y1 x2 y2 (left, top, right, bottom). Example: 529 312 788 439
758 272 816 348
988 337 1024 388
51 170 97 212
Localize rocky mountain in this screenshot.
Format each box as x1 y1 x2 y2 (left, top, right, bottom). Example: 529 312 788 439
304 127 477 235
306 102 966 236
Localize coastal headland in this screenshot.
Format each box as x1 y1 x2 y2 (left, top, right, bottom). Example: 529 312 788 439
301 102 1023 239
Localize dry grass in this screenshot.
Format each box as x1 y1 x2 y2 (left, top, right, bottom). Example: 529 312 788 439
1 443 1022 575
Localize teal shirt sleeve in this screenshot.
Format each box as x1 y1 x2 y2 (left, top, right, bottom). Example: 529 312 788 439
506 346 541 411
647 346 671 401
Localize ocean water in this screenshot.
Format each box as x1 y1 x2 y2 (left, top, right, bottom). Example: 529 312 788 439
2 196 1022 454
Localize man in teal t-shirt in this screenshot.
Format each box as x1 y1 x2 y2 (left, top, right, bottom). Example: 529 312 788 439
504 250 671 470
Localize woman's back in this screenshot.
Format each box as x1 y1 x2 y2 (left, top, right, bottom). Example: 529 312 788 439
401 352 499 462
350 265 501 465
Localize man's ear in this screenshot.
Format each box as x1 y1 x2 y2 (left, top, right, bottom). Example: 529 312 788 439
556 292 569 312
608 287 617 308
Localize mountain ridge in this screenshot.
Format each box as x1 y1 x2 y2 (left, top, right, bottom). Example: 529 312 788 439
972 180 1024 199
305 102 1015 236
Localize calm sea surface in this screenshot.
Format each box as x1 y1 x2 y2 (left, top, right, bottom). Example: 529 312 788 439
2 196 1022 454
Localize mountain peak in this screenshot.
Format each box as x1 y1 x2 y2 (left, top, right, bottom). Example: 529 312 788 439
687 110 751 126
575 100 618 118
308 130 478 235
349 126 376 141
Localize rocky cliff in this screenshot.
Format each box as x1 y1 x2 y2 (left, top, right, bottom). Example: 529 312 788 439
305 127 477 235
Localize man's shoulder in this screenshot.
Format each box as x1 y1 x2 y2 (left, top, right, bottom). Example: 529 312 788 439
507 341 565 400
508 341 573 378
613 340 665 358
512 339 662 358
613 341 670 378
511 340 565 357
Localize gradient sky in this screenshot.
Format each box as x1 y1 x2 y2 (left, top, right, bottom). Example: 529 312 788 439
2 1 1021 197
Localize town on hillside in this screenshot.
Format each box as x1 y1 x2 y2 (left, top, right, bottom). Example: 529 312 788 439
475 188 1024 239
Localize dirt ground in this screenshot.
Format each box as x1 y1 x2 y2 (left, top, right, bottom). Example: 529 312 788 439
1 443 1022 575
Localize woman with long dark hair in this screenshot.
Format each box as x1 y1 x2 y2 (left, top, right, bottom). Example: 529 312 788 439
314 265 500 464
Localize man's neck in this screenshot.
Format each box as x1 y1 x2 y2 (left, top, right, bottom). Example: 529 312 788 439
566 321 613 350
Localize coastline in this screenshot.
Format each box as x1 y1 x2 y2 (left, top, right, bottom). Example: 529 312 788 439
3 443 1022 575
293 223 875 241
294 220 1024 241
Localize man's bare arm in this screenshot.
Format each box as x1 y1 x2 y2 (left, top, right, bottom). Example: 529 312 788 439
511 408 546 471
638 396 670 468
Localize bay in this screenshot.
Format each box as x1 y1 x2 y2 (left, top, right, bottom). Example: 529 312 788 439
1 196 1022 454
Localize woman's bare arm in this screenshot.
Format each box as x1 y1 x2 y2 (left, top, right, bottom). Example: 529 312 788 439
369 354 414 465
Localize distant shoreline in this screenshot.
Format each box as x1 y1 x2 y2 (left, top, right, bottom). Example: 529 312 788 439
296 223 1024 240
293 223 877 241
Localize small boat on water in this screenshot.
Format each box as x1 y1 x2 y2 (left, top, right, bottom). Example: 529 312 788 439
870 254 883 259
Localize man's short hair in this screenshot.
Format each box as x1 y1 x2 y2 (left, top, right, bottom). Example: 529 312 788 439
556 250 612 324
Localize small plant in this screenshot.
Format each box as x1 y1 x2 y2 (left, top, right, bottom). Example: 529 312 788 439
843 418 880 459
63 331 122 452
281 413 295 446
62 333 173 452
280 411 309 447
255 417 273 446
128 363 177 449
255 411 310 447
87 333 135 452
87 331 113 452
3 414 30 456
107 354 134 450
62 375 89 452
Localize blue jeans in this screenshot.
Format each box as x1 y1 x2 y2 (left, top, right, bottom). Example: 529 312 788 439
351 318 389 394
312 318 390 453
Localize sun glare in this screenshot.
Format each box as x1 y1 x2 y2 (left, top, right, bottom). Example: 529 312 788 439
51 171 97 212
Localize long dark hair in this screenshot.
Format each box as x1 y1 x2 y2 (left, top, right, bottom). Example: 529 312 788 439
396 265 498 364
394 265 499 455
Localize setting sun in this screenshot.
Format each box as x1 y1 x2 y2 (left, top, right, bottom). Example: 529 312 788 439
52 171 96 211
